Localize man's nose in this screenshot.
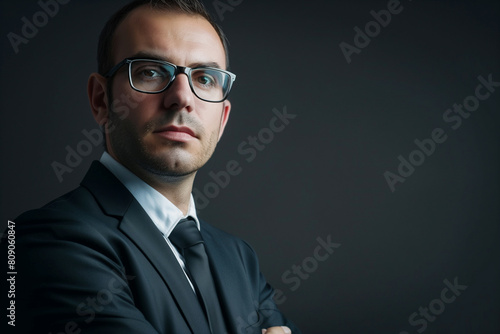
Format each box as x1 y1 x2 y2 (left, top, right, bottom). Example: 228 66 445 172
162 73 195 112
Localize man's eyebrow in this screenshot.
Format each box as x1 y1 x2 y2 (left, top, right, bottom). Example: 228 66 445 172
189 62 221 69
128 52 222 69
129 51 166 61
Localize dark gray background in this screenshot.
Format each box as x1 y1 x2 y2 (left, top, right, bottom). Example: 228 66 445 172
1 0 499 333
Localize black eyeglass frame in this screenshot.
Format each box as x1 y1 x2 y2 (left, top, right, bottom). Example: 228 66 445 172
104 58 236 103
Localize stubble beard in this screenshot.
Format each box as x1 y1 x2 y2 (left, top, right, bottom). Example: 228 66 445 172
106 99 221 182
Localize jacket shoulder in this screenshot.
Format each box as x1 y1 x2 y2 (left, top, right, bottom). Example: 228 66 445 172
17 186 97 222
12 185 122 257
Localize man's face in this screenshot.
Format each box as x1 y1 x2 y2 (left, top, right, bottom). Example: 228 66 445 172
105 6 230 179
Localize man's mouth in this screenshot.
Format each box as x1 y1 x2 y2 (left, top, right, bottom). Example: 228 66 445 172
153 125 197 142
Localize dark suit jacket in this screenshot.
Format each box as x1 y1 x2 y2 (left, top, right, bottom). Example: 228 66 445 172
5 161 300 334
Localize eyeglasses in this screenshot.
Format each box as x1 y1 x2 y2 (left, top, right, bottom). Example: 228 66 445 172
105 58 236 103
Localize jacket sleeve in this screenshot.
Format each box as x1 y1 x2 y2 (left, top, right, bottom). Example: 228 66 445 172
238 240 302 334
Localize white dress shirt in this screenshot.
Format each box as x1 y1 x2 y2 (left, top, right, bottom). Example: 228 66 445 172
100 152 199 291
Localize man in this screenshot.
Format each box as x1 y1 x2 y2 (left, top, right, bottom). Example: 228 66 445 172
4 1 300 333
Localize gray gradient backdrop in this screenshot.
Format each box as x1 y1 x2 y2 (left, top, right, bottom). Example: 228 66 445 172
1 0 499 333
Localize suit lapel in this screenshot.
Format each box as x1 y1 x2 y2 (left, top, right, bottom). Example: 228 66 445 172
81 161 210 333
119 201 211 333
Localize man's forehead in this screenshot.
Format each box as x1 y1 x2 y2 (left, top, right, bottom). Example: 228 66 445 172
111 5 226 67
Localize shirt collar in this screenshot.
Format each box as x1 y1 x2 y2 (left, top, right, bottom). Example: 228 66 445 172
99 152 200 236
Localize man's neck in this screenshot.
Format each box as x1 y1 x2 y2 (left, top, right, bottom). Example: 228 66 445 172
141 173 195 215
111 153 196 215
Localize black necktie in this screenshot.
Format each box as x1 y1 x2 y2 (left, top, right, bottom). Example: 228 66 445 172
169 218 227 334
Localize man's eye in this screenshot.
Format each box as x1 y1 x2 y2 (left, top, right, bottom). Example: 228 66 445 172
141 68 163 78
199 76 213 84
195 74 217 87
132 63 168 79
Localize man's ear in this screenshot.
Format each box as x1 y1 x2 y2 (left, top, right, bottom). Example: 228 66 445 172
218 99 231 141
87 73 109 127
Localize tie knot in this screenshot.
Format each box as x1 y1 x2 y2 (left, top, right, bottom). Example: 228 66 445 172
169 218 203 250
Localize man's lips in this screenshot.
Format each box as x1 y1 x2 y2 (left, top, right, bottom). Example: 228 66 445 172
153 125 197 142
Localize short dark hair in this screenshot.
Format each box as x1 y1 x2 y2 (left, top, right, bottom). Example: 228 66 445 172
97 0 229 75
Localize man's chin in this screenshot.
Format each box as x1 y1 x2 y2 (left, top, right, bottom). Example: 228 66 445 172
138 158 199 179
